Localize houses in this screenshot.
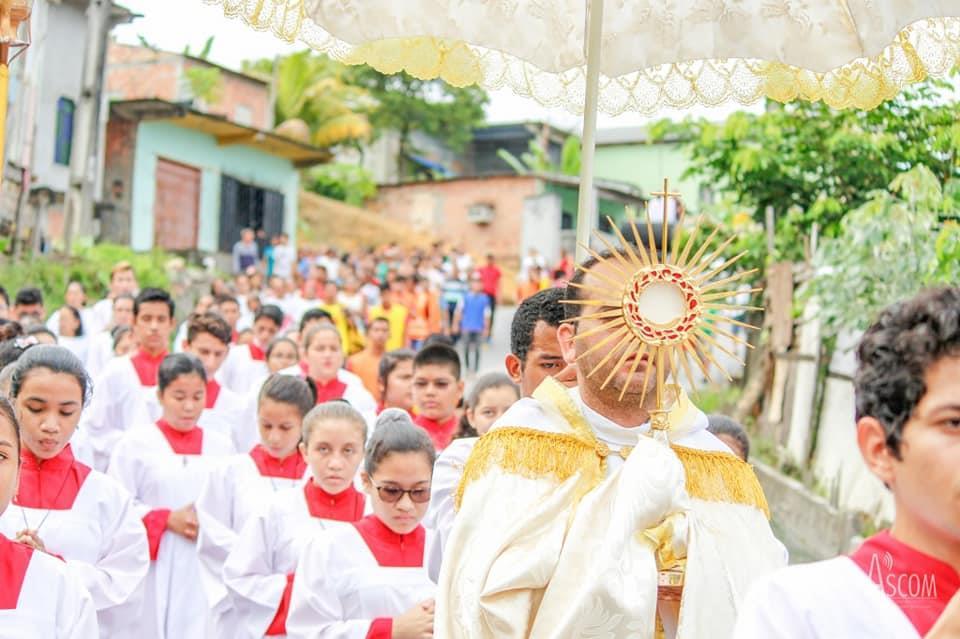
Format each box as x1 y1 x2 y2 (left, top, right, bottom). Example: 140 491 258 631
1 23 328 255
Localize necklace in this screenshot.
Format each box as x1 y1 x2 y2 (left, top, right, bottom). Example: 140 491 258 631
17 466 74 534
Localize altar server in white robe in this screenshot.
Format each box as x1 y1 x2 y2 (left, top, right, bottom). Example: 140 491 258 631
197 374 316 638
425 372 518 581
280 324 377 428
0 346 149 637
88 261 138 338
287 408 437 639
0 395 99 638
182 312 256 451
224 401 370 638
85 293 134 380
735 288 960 639
436 256 786 638
220 304 283 394
80 287 176 471
108 353 235 639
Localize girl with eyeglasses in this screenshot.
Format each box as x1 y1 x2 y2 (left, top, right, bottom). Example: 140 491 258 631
195 374 316 638
287 408 437 639
107 353 236 639
0 347 146 638
0 396 99 637
224 401 368 637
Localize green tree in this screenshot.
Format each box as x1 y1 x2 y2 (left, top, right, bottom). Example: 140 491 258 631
652 77 960 262
306 163 378 206
244 52 375 148
346 66 489 176
806 165 960 336
183 37 223 104
498 134 582 176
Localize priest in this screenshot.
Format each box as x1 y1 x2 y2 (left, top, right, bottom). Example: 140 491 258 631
734 287 960 638
436 242 786 638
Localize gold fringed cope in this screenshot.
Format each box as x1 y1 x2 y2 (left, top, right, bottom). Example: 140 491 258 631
453 427 603 511
454 427 772 519
671 445 771 519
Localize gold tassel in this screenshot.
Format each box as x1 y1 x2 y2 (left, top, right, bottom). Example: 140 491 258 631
454 427 603 511
670 445 771 518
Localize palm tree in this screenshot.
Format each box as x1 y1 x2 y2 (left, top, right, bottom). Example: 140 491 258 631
246 52 375 148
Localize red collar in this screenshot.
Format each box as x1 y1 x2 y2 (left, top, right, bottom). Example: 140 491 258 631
850 530 960 635
0 534 34 609
231 330 239 344
156 420 203 455
352 514 426 567
205 379 221 409
302 479 365 521
413 414 458 451
131 349 168 386
314 377 348 404
249 445 307 480
14 445 90 510
249 342 266 361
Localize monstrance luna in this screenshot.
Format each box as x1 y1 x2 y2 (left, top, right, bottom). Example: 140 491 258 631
563 179 762 438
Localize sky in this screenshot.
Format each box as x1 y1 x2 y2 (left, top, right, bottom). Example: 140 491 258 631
113 0 756 132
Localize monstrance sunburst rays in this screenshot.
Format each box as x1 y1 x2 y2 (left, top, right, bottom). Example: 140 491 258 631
562 178 762 436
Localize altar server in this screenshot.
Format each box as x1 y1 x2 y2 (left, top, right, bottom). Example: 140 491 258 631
108 353 235 639
223 401 369 638
287 408 437 639
0 346 149 637
735 288 960 639
197 374 316 638
281 324 376 426
0 395 99 638
80 288 175 471
220 305 283 394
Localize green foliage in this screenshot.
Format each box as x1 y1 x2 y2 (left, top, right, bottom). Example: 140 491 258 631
497 135 582 177
184 36 215 61
305 163 378 206
805 165 960 336
653 76 960 262
692 383 743 415
346 65 488 175
0 244 171 311
245 52 375 148
185 66 223 104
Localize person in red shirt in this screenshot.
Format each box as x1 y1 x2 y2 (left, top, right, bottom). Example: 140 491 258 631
475 253 502 336
411 344 464 452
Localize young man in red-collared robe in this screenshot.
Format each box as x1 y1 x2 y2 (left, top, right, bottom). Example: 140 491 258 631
219 304 283 395
735 287 960 639
77 288 175 472
182 312 253 453
411 344 464 452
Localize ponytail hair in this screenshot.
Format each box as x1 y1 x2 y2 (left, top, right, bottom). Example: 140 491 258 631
258 373 316 418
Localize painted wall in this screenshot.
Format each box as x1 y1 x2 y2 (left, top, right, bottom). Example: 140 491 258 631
594 142 704 211
129 121 299 252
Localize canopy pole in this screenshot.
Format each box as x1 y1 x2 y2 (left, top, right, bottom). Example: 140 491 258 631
575 0 605 263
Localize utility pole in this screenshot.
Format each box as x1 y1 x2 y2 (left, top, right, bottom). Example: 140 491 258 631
62 0 111 255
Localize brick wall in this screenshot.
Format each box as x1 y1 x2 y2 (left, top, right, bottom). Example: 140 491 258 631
106 43 270 129
369 175 539 270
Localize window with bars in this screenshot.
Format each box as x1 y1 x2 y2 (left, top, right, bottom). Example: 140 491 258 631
54 97 76 166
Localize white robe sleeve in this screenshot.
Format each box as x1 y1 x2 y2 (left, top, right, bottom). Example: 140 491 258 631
64 478 149 618
287 533 375 639
41 550 102 639
223 503 289 638
81 362 151 472
732 571 820 639
424 438 474 583
196 462 242 614
106 435 151 519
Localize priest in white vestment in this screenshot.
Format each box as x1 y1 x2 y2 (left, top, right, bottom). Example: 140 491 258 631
436 258 786 639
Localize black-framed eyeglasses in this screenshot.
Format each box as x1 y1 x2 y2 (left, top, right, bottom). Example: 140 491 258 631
373 483 431 504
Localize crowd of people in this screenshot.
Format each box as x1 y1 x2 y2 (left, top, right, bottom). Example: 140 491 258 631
0 232 958 638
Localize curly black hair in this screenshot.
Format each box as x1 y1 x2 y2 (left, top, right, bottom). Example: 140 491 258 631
855 286 960 458
510 287 566 362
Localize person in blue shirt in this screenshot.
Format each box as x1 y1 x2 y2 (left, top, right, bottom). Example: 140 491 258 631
455 275 491 374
